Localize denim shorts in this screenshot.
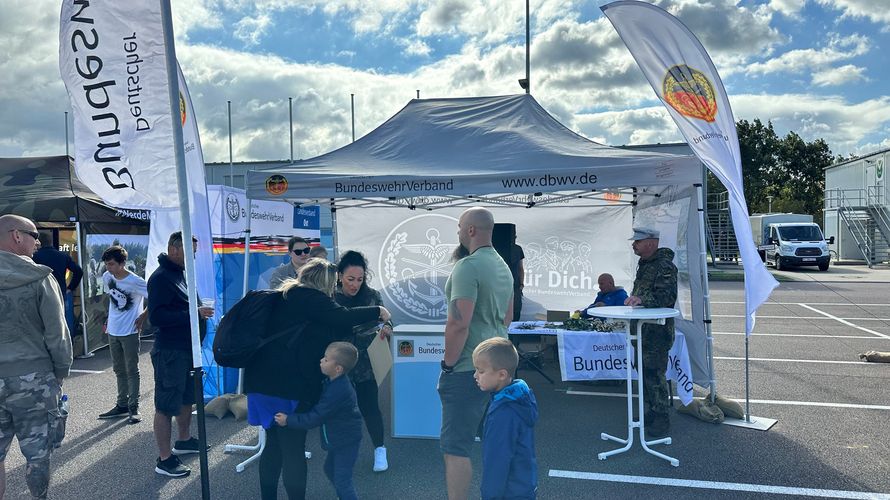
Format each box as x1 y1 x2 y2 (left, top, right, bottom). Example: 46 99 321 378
437 370 489 457
151 348 195 416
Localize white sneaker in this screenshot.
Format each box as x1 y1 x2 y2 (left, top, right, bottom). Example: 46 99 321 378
373 446 388 472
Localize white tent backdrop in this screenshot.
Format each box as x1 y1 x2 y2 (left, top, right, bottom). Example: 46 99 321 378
245 94 712 387
337 199 635 322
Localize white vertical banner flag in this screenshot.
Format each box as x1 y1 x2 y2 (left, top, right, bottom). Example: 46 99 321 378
59 0 178 209
602 0 778 335
146 63 215 303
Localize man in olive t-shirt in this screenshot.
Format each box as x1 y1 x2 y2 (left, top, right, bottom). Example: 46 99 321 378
438 207 514 500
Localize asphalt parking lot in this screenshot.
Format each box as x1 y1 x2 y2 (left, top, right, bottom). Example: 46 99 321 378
3 268 890 499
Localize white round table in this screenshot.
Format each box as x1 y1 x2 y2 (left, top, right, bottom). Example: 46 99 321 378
586 306 681 467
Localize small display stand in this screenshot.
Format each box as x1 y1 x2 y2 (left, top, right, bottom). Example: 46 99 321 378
586 306 681 467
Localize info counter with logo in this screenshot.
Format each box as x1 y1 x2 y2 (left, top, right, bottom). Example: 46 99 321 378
389 321 694 439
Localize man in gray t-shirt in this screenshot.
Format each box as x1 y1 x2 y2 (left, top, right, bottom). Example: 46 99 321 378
438 207 513 500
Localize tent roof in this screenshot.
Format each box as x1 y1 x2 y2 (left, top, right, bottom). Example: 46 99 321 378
0 156 149 223
246 94 700 205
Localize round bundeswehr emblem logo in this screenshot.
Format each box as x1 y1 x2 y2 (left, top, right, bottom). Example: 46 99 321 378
379 214 459 322
225 193 241 222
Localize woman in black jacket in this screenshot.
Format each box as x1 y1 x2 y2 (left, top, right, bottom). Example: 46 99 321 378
244 258 391 500
334 250 393 472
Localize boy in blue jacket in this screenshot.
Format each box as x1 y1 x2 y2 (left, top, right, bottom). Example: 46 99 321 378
274 342 363 500
473 337 538 500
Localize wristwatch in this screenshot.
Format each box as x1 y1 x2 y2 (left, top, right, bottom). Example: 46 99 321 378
440 359 455 374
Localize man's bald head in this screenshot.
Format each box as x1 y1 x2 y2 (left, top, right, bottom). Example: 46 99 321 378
598 273 616 293
461 208 494 232
458 207 496 251
0 214 39 256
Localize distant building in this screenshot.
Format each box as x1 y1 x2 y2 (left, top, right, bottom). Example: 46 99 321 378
823 148 890 266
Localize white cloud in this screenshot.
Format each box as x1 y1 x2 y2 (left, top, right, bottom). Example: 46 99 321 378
811 64 867 86
233 14 273 46
574 107 682 146
817 0 890 26
2 0 888 164
730 93 890 155
401 39 433 57
745 33 870 86
769 0 806 16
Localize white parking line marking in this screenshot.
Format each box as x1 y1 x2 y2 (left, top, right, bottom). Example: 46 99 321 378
712 315 890 321
715 356 873 365
798 303 890 339
70 369 104 374
565 390 890 411
547 470 890 499
713 332 887 339
711 301 890 307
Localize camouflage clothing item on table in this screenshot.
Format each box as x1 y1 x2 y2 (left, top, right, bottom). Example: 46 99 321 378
630 247 678 419
0 371 61 499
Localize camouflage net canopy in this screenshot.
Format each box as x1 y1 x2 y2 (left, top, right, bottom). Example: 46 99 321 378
0 155 149 223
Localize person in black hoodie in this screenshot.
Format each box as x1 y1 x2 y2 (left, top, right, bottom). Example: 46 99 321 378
244 258 390 500
147 232 214 479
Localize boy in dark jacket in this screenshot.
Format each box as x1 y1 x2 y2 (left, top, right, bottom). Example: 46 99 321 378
275 342 363 500
473 337 538 500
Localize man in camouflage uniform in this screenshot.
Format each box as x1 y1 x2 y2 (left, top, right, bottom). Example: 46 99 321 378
0 215 73 499
624 227 678 438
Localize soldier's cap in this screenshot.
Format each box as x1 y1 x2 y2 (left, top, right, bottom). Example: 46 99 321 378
629 227 660 241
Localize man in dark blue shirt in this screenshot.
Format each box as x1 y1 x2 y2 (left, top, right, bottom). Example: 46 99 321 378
33 231 83 336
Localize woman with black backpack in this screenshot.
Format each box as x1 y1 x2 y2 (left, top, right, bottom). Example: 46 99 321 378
243 258 391 500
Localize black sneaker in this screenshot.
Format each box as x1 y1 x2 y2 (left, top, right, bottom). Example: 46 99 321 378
155 455 190 478
172 437 207 455
128 406 142 424
98 405 129 419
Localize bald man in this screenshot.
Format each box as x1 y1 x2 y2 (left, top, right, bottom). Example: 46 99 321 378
438 207 514 500
0 214 72 500
578 273 629 317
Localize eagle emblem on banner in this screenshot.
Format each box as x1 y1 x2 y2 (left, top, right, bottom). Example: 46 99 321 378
661 64 717 123
179 92 187 125
265 175 288 196
380 214 457 322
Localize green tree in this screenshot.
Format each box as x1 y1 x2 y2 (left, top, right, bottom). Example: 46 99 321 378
707 119 836 222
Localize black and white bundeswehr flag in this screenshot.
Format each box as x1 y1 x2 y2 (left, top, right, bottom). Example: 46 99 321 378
59 0 178 209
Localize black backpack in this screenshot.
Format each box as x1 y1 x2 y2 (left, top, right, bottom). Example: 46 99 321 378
212 289 304 368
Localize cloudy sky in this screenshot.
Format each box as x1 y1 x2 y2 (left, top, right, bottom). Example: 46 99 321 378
2 0 889 163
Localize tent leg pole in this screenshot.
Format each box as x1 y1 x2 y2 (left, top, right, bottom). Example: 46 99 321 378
331 199 339 262
237 198 253 395
74 222 93 359
695 184 715 403
745 336 751 422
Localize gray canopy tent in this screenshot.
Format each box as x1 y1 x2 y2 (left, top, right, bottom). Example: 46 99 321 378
244 93 715 390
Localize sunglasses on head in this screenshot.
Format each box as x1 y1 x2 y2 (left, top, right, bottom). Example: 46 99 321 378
292 247 311 255
9 229 39 240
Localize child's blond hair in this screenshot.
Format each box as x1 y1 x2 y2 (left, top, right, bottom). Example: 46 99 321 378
326 341 359 373
472 337 519 377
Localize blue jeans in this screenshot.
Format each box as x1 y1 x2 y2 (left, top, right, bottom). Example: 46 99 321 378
324 441 360 500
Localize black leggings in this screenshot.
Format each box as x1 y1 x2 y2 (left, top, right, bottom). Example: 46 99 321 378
259 425 308 500
354 379 385 447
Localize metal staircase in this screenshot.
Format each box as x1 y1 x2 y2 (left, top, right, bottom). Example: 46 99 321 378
830 188 890 267
705 190 739 264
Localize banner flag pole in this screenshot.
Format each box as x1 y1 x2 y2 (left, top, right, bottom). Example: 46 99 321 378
159 1 210 496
